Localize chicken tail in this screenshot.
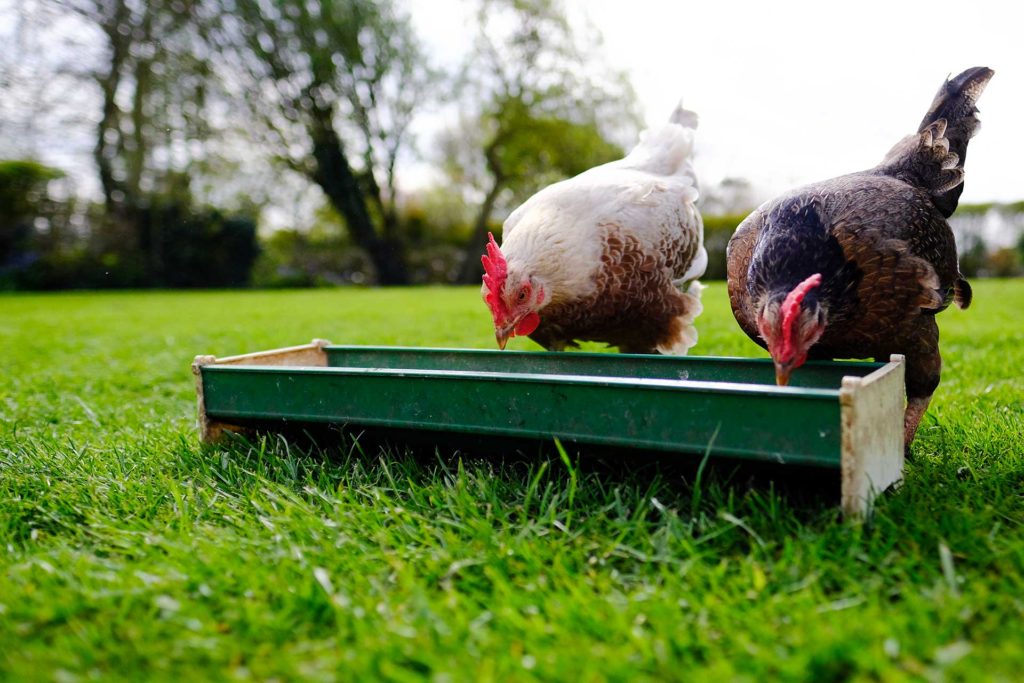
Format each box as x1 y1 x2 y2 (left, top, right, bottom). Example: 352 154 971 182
876 67 994 217
668 102 699 130
918 67 994 216
954 277 972 309
918 67 993 158
618 101 698 184
656 281 704 356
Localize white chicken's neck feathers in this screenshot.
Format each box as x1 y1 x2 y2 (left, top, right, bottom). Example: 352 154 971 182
499 109 702 305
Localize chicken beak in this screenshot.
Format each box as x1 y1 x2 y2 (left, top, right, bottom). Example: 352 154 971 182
496 311 540 350
774 362 792 387
495 326 513 350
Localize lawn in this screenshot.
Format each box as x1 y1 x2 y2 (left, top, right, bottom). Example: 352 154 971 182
1 282 1022 681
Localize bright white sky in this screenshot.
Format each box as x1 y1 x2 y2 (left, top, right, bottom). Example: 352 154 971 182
408 0 1021 205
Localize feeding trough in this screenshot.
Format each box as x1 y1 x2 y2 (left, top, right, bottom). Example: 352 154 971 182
192 340 905 516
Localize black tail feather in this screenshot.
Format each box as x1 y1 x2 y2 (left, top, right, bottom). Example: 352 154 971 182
954 277 972 309
917 67 994 216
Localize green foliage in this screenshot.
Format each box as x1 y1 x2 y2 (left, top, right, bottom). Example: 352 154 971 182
492 98 625 197
446 0 639 281
7 198 260 290
253 201 471 287
0 160 63 267
1 283 1022 679
216 0 437 283
0 160 63 220
955 201 1024 216
954 202 996 216
987 247 1023 278
133 201 261 288
700 213 748 280
952 204 1024 278
252 229 371 287
958 233 988 278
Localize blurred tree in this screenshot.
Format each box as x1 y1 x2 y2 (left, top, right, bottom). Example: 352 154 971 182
0 160 64 270
697 179 760 281
251 201 372 288
134 200 261 287
3 0 264 289
212 0 436 285
252 228 375 288
700 213 747 280
58 0 213 214
987 247 1022 278
957 232 988 278
0 1 96 170
701 177 760 216
446 0 640 284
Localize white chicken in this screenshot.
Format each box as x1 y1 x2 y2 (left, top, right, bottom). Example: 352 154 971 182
481 104 707 353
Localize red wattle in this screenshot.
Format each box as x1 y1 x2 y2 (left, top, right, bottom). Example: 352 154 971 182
515 312 540 337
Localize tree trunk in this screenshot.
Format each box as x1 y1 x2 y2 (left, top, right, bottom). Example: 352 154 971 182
126 4 152 205
308 109 409 285
94 0 132 215
457 176 505 284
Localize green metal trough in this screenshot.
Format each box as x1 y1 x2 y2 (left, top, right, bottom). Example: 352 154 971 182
192 340 906 516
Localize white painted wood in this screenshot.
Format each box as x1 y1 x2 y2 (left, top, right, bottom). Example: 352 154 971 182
191 339 331 443
839 355 906 518
202 338 331 367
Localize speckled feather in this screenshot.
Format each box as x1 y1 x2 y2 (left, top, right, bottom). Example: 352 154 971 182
727 67 992 405
492 103 708 354
530 229 702 353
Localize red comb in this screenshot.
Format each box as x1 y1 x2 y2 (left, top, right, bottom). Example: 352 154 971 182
780 273 822 360
481 232 509 323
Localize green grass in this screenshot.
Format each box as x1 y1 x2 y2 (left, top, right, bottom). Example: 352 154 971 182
1 282 1022 681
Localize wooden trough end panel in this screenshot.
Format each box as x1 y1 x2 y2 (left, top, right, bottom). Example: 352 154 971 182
839 354 906 518
191 339 332 443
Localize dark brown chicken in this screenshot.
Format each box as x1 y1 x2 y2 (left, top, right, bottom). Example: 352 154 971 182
726 67 993 447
